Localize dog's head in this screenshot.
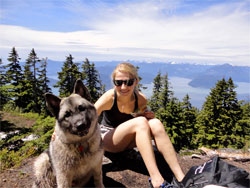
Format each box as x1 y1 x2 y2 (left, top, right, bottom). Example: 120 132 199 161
45 79 98 137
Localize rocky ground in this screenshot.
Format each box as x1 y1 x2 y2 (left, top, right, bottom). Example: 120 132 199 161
0 150 249 188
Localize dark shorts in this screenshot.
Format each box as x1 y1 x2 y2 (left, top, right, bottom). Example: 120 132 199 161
100 124 114 138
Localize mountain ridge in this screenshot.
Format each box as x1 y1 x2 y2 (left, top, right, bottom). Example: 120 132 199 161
34 60 250 90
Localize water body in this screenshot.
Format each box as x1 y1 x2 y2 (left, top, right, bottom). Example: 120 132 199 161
142 77 250 109
51 76 249 109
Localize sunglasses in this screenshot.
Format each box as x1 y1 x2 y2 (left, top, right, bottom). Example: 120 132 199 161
113 79 135 86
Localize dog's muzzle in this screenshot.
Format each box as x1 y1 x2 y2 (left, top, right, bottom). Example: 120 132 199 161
71 120 91 137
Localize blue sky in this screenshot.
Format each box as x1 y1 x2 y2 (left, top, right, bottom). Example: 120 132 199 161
0 0 249 66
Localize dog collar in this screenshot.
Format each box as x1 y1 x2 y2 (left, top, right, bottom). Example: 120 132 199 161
78 143 89 155
79 145 84 153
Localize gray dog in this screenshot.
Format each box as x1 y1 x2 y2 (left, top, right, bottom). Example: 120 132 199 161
33 79 104 188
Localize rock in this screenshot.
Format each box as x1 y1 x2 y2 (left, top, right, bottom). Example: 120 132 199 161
191 154 202 159
22 134 39 142
200 147 250 162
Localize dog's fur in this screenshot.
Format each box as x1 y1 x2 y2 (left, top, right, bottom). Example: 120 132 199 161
33 79 104 188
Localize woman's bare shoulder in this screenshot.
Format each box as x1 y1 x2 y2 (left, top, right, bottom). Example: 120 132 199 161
137 90 147 101
95 89 114 114
136 90 148 111
98 89 115 103
103 89 115 98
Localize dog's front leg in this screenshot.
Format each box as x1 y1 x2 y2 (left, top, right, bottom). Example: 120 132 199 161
56 171 72 188
93 161 104 188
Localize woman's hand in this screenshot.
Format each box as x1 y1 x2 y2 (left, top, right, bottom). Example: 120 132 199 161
143 110 155 119
132 110 155 119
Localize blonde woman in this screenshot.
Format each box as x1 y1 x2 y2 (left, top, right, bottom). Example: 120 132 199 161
95 62 184 188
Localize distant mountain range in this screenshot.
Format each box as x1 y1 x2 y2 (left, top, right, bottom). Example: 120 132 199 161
188 63 250 88
45 60 250 89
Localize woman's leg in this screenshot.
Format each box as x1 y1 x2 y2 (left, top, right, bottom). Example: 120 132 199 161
102 117 164 187
148 118 185 182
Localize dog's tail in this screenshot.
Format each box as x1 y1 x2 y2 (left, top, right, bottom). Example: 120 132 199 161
33 150 56 188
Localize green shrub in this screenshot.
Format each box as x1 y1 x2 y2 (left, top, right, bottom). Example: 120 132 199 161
20 112 40 120
31 128 54 154
3 101 23 113
0 112 55 170
32 116 55 135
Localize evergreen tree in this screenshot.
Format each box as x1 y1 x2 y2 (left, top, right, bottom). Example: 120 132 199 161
54 54 82 97
81 58 103 102
196 78 243 148
181 94 198 149
151 72 184 151
21 55 33 111
158 97 184 151
0 58 10 109
149 72 162 112
38 58 51 115
241 102 250 120
5 47 23 84
29 49 39 80
38 58 51 94
21 49 41 112
0 58 6 86
135 66 145 91
237 102 250 149
5 47 24 108
98 73 106 98
159 73 173 108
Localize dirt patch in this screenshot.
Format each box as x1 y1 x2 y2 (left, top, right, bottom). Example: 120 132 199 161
1 112 37 128
0 154 249 188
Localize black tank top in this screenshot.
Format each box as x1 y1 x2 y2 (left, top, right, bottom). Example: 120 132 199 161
101 90 138 128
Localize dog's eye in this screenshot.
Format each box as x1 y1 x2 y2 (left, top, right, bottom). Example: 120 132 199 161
65 111 71 118
78 105 86 112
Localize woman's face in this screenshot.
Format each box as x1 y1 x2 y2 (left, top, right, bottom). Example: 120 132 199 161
114 70 137 97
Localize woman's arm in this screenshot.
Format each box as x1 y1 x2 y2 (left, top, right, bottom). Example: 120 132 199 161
136 91 155 119
94 89 114 116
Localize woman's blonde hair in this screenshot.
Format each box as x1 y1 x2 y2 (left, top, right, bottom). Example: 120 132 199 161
112 62 139 81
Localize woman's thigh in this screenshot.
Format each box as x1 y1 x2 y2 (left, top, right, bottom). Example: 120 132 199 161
102 117 149 152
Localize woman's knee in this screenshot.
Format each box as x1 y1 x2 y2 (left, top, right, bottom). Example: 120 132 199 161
133 116 150 132
149 118 166 136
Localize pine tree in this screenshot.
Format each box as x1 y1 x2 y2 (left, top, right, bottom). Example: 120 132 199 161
181 94 198 149
21 63 34 111
159 73 173 108
226 78 246 148
155 72 175 129
0 58 10 109
135 66 145 91
21 49 41 112
54 54 82 97
237 102 250 149
149 72 162 112
0 58 6 86
5 47 24 108
5 47 23 85
38 58 51 94
158 97 184 151
151 72 184 151
81 58 103 102
37 58 51 115
196 78 243 148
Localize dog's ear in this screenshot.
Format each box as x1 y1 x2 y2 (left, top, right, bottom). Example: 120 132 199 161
45 93 61 118
73 79 92 102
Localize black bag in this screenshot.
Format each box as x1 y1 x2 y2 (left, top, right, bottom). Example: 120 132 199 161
181 155 249 188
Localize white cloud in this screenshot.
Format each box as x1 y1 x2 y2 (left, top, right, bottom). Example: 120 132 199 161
0 0 249 66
